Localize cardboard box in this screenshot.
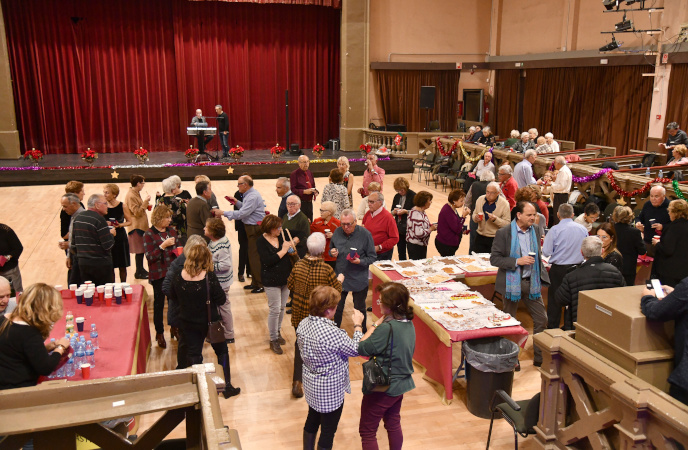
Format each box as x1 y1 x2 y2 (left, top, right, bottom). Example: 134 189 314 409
575 323 674 392
576 286 674 353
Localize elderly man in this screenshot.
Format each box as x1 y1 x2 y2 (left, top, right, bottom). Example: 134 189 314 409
362 192 399 261
71 194 116 286
635 185 671 257
545 133 560 152
491 201 549 367
282 195 310 258
467 171 495 253
472 182 511 253
0 223 23 295
290 155 317 221
190 108 214 153
186 181 213 240
548 155 572 225
557 236 625 331
511 132 535 153
361 153 386 196
542 203 589 329
60 193 86 285
659 122 688 159
330 209 377 333
477 126 495 146
498 165 518 209
514 150 538 188
472 151 495 179
276 177 292 219
0 276 14 314
217 175 266 293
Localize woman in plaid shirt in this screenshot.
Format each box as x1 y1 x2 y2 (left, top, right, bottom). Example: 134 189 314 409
297 286 364 450
287 233 343 399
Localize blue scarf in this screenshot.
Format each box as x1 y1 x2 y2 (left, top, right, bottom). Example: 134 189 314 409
505 220 541 302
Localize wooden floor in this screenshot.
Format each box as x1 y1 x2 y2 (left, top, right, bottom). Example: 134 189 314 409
1 170 541 449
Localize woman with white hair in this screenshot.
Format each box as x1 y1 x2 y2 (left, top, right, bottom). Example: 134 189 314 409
511 132 535 153
337 156 354 207
287 232 344 398
156 175 188 242
504 130 521 148
545 133 560 152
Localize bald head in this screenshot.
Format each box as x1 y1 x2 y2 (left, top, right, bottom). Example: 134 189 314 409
0 276 11 313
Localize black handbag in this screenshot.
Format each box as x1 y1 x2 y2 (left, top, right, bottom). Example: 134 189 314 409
362 322 394 392
205 276 226 344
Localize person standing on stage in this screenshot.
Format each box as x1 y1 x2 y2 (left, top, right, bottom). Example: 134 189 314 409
190 109 214 153
215 105 229 159
290 155 317 222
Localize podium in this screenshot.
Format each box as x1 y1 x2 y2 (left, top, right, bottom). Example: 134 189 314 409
187 126 217 156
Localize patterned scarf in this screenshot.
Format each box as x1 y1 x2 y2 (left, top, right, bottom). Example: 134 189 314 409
505 220 541 302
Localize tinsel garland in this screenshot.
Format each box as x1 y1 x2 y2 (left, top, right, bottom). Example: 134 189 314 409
572 168 612 183
606 171 672 197
459 142 487 162
435 138 458 157
673 180 686 200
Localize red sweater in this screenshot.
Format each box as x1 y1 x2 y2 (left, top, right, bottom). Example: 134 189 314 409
290 169 316 203
501 177 518 210
362 208 399 254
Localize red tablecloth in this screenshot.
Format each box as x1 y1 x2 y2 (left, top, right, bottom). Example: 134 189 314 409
370 267 528 404
45 285 151 381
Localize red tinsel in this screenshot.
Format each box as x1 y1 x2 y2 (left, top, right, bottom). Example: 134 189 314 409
606 171 671 197
435 137 458 157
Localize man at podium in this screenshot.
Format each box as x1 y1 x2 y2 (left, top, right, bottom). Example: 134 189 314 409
190 109 214 154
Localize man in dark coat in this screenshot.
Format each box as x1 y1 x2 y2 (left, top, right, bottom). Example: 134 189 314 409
556 236 625 330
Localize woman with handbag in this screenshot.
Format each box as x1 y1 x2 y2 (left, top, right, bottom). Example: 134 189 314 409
169 245 240 398
358 282 416 450
297 285 364 450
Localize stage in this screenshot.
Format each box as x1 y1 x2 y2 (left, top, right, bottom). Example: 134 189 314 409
0 149 414 186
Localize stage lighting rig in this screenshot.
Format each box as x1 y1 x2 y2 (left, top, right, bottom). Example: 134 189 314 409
599 35 622 52
603 0 619 11
615 13 632 31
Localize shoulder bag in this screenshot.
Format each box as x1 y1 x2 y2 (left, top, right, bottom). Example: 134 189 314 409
205 275 226 344
362 322 394 392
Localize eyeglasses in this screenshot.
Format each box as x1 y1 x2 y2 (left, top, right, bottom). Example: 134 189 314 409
367 199 380 204
319 209 331 213
341 222 355 226
287 202 300 206
237 182 246 186
598 235 610 240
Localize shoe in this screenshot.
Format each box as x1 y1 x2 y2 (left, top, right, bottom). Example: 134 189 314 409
270 340 283 355
515 362 521 372
292 380 304 398
251 287 265 294
226 338 235 344
156 333 167 349
533 360 542 367
134 272 148 280
286 309 292 314
238 274 245 283
286 301 293 307
277 334 286 345
223 386 241 398
244 284 256 290
367 306 373 312
170 327 180 341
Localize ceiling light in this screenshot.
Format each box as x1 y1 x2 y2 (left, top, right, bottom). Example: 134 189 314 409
600 35 622 52
615 13 632 31
603 0 619 11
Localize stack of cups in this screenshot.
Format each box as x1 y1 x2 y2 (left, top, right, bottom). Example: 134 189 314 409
75 289 84 305
104 292 112 307
96 286 104 302
114 288 122 305
84 290 94 306
124 286 133 302
69 284 77 299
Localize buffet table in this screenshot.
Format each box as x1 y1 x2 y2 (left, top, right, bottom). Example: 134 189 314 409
370 266 529 404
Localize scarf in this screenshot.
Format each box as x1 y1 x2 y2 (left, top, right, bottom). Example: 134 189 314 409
505 220 541 302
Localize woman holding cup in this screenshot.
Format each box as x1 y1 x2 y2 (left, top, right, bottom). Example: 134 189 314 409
143 205 178 348
405 191 436 260
311 201 340 271
104 183 132 283
435 189 471 257
125 174 151 280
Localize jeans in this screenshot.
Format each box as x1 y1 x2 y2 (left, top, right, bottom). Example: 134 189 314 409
219 289 234 339
359 392 404 450
265 285 289 341
181 320 228 366
396 230 408 260
334 288 368 333
501 278 548 364
220 132 229 156
151 278 166 334
304 402 344 449
406 243 427 260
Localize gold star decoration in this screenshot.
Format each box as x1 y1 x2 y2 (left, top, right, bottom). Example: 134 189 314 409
111 170 119 179
226 166 234 174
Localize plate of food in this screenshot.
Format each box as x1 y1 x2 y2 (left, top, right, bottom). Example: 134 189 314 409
398 269 421 278
484 313 521 328
424 274 454 284
440 266 461 275
437 257 457 266
374 261 397 271
396 260 417 269
455 256 476 264
460 264 492 273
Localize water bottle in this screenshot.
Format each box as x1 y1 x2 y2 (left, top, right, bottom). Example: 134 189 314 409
645 167 651 177
74 341 85 368
86 340 95 368
65 357 76 377
90 323 99 350
658 169 664 179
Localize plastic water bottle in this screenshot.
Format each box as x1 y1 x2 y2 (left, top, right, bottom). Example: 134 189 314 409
74 341 85 367
645 167 651 177
90 324 99 350
65 357 76 377
86 340 95 368
658 169 664 179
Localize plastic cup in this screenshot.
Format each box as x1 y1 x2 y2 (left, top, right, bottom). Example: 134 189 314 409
349 248 357 259
104 294 112 307
96 286 104 301
173 246 183 257
147 204 152 211
80 363 91 379
84 291 93 306
478 213 484 221
54 285 63 291
76 317 85 332
528 252 536 258
84 281 92 286
114 289 122 305
75 289 84 304
125 287 133 302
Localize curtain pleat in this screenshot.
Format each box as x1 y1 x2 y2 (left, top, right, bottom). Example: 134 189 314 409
190 0 340 7
663 63 688 142
493 69 519 139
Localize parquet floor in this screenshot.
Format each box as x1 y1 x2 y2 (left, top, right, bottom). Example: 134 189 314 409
0 169 541 449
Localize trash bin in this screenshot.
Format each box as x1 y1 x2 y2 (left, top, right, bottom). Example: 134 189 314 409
462 337 519 418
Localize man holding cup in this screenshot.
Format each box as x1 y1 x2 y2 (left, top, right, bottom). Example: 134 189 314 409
362 192 399 261
71 194 116 286
635 185 670 257
310 201 340 271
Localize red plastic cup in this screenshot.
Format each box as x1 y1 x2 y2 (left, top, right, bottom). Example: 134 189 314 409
80 363 91 379
173 247 183 257
147 204 152 211
105 294 112 307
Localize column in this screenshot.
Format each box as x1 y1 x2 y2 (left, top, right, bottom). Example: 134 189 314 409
0 0 20 159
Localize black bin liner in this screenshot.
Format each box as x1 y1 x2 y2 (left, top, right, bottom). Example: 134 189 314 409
462 337 519 418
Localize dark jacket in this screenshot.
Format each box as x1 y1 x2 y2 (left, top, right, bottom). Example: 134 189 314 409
0 224 23 271
163 254 185 327
636 197 670 244
603 250 623 273
556 256 625 330
615 222 646 278
391 189 416 233
170 270 225 325
654 218 688 286
642 277 688 395
256 235 293 287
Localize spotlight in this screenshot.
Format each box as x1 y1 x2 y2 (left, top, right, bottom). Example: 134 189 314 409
599 35 622 52
615 13 632 31
603 0 619 11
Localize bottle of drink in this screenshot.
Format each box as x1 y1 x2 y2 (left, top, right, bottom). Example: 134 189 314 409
65 357 76 377
74 340 85 368
645 167 651 177
658 169 664 179
90 323 99 350
86 340 95 368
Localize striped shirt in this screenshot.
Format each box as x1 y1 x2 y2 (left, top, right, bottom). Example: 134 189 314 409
70 210 114 264
209 236 234 290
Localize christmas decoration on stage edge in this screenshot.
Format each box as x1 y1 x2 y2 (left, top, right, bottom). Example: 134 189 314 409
229 145 245 162
270 143 285 160
81 148 98 167
23 148 43 167
134 147 149 164
312 143 325 159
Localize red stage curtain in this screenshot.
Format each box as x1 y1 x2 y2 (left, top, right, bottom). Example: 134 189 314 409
2 0 340 154
191 0 340 7
664 63 688 142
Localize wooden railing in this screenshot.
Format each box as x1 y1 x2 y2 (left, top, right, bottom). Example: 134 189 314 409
0 363 241 450
533 329 688 450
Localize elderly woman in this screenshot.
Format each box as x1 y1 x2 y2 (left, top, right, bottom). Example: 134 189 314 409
169 245 240 398
545 132 560 152
337 156 354 207
477 126 495 147
511 132 535 153
205 217 234 344
535 136 553 154
311 201 340 271
652 199 688 286
0 283 70 390
465 126 477 142
595 223 623 272
528 184 549 225
125 174 151 279
288 233 344 398
668 144 688 166
436 189 470 257
257 214 293 355
144 204 178 349
504 130 521 148
406 191 436 260
612 206 646 286
358 282 416 450
156 175 188 242
104 184 132 283
357 181 384 219
391 177 416 261
321 169 350 219
298 286 364 449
